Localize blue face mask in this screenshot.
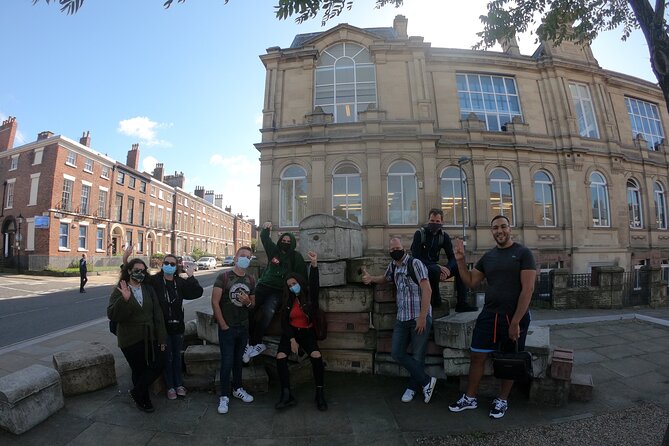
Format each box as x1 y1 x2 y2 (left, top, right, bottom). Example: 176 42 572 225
289 283 301 295
236 256 251 269
162 264 177 275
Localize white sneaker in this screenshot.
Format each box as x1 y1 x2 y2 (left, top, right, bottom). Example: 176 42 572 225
232 387 254 403
242 344 251 364
401 388 415 403
217 396 229 414
248 343 267 359
423 376 437 403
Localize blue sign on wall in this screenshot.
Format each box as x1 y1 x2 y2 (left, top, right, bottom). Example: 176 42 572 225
35 216 50 229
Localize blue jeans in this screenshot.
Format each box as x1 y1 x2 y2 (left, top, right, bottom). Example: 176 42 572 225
391 316 432 392
164 334 184 389
218 325 248 398
249 284 281 345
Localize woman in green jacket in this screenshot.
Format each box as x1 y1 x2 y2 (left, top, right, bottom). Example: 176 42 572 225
108 258 167 413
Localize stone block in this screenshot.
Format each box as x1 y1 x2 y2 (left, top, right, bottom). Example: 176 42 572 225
319 286 373 312
373 282 396 303
184 319 198 338
347 257 390 283
52 343 116 396
318 330 377 350
550 347 574 381
525 325 551 378
215 365 269 395
569 373 594 402
195 310 219 345
0 364 64 435
326 312 370 333
372 311 396 331
443 347 492 377
298 214 362 260
433 310 480 349
184 344 220 377
321 349 374 374
529 377 570 407
182 374 215 392
315 261 347 287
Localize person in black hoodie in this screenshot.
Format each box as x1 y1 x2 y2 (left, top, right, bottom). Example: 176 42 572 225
274 250 327 412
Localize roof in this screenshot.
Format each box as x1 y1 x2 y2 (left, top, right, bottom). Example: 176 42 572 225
290 26 399 48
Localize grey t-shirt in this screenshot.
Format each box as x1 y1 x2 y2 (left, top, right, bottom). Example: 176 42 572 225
474 242 536 314
214 271 255 327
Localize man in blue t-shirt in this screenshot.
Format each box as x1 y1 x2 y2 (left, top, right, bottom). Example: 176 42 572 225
448 215 536 420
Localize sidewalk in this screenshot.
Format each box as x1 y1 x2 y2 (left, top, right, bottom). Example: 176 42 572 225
1 296 669 444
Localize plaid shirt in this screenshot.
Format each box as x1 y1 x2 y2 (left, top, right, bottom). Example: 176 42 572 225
384 255 431 322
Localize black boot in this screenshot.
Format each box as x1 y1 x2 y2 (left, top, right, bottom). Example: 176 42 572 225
315 386 328 411
275 387 296 410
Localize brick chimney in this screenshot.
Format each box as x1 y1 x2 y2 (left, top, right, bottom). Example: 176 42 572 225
224 205 232 213
37 131 54 141
79 131 91 147
205 190 214 204
393 15 408 38
0 116 17 152
152 162 164 182
194 186 205 199
126 143 140 170
214 194 223 208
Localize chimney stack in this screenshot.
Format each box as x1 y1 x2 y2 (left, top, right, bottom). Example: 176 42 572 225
215 194 223 208
79 131 91 147
393 15 408 38
205 190 215 204
225 205 232 213
0 116 17 152
127 143 140 170
499 34 521 56
37 130 54 141
153 162 164 182
194 186 205 199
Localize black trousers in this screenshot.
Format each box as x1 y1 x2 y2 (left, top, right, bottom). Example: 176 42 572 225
425 263 468 307
121 340 165 403
79 274 88 292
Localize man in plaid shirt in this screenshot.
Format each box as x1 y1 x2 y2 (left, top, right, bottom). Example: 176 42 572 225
362 237 437 404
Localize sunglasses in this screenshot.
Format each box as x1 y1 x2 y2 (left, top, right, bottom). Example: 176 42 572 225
163 261 177 267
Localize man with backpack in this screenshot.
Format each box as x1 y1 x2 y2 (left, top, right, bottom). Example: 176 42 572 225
411 208 477 312
362 237 437 404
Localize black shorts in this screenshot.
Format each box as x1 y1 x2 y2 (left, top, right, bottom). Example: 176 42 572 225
277 327 320 356
470 310 531 353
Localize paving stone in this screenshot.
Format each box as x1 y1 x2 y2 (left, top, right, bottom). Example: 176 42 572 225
600 357 659 378
591 344 642 360
572 350 608 364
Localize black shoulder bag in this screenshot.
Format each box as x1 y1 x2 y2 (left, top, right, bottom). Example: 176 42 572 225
491 340 533 381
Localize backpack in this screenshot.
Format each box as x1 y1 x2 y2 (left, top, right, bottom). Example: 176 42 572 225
391 256 420 286
419 227 444 249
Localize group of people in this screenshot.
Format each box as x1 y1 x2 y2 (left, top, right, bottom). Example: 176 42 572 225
107 208 536 421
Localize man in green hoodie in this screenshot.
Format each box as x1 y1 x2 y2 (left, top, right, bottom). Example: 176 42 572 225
244 221 307 362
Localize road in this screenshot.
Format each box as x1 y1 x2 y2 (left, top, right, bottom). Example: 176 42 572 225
0 268 225 349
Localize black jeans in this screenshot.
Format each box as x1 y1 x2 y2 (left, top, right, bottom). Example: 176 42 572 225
79 274 88 292
248 283 281 345
121 340 165 403
425 264 468 307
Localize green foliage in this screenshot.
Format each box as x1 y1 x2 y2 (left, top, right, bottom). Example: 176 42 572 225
275 0 402 25
191 247 205 260
33 0 85 15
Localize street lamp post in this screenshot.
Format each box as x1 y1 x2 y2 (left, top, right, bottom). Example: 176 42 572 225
457 156 471 244
16 213 23 274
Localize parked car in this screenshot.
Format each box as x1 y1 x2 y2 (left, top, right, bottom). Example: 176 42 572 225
196 256 217 270
177 255 198 272
222 255 235 266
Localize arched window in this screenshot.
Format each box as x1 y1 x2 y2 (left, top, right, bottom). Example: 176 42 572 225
440 167 468 226
589 172 610 227
332 162 362 223
533 171 556 227
387 161 417 225
627 178 643 229
280 165 308 227
315 42 377 123
489 168 515 225
655 182 667 229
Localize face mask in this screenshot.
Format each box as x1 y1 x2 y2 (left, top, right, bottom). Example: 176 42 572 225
162 264 177 275
390 250 405 261
289 283 301 295
236 256 251 269
131 271 146 283
279 242 291 252
427 223 442 233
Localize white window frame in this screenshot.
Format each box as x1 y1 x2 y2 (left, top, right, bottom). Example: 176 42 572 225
533 170 556 227
625 97 665 150
627 178 643 229
456 73 523 131
83 158 94 173
61 177 74 212
655 182 667 230
33 148 43 166
332 162 362 224
78 224 88 251
387 161 418 226
9 155 18 171
590 171 610 227
59 221 70 251
66 150 77 167
28 173 40 206
489 168 516 226
96 226 105 252
569 82 599 138
101 166 110 179
280 165 308 227
80 183 91 215
440 167 468 227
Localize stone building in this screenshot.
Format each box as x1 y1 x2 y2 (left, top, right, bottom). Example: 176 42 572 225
0 117 253 270
256 15 669 275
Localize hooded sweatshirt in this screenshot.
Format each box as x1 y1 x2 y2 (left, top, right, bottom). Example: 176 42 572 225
258 228 307 290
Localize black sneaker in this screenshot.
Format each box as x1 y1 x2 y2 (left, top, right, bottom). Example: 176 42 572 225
489 398 508 419
455 304 478 313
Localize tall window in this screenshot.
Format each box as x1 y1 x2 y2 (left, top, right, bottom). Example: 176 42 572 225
332 162 362 223
128 177 136 189
29 174 40 206
625 97 665 150
314 42 376 123
78 226 87 249
101 166 110 179
627 179 643 229
9 155 18 170
138 231 144 253
98 189 108 218
62 179 74 211
84 158 94 173
115 193 123 221
569 82 599 138
117 171 125 185
138 201 145 226
5 180 15 209
280 165 308 227
440 167 468 226
126 230 133 248
127 197 135 224
533 171 556 227
80 184 91 215
456 73 522 131
655 182 667 229
489 168 515 225
387 161 417 225
33 148 43 165
59 222 69 248
589 172 610 227
157 207 164 229
66 151 77 166
149 205 155 227
96 228 104 251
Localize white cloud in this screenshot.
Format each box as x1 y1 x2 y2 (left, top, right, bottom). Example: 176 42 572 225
210 154 224 166
142 155 158 174
117 116 172 147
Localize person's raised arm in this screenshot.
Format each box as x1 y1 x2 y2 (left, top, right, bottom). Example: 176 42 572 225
260 222 276 254
454 238 485 288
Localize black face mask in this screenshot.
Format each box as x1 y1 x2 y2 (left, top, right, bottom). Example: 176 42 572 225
390 250 404 261
427 223 442 233
279 242 291 252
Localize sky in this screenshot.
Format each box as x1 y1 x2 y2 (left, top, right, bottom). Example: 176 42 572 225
0 0 658 223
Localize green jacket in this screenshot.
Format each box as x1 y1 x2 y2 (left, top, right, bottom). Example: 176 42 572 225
107 284 167 354
258 228 307 290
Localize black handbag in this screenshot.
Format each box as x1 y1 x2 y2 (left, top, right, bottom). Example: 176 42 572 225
491 341 533 381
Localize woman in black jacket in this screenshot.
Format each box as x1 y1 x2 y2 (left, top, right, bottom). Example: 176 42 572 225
274 250 327 411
